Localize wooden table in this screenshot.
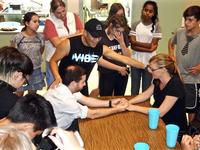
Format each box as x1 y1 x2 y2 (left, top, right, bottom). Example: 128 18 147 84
79 96 181 150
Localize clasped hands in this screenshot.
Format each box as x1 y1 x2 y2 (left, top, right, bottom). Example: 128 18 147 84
181 134 200 150
110 98 136 112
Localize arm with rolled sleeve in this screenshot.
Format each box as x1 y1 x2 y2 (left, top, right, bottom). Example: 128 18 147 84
44 84 88 128
77 94 129 119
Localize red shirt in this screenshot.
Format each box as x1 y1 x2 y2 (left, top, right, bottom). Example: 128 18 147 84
43 13 83 40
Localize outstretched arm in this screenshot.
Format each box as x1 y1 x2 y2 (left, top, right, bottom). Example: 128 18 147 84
103 45 145 69
128 91 178 118
128 84 154 104
127 85 154 114
79 95 128 108
79 96 129 119
86 100 129 119
97 57 128 76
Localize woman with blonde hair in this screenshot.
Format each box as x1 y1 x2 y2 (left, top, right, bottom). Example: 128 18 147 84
0 126 34 150
127 53 187 142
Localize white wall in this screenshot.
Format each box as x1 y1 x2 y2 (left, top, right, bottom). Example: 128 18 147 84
4 0 51 12
66 0 81 14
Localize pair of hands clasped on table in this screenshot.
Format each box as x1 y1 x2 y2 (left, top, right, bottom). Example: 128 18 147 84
109 97 140 112
42 98 137 150
181 135 200 150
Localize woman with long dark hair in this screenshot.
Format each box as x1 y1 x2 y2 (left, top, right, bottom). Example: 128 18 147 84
129 1 162 95
98 15 131 96
90 3 131 96
105 3 130 34
11 12 45 96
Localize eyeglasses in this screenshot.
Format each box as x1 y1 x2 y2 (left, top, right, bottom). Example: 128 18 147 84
22 74 29 87
146 65 163 72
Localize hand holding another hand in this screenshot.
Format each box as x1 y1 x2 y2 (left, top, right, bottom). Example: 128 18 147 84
112 98 127 107
193 135 200 150
113 98 129 111
126 104 137 111
181 135 195 150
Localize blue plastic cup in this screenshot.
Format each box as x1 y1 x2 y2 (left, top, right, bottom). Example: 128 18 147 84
166 124 180 148
148 108 160 129
134 142 149 150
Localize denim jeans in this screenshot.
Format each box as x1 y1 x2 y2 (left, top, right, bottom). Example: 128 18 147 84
131 67 152 95
46 61 54 87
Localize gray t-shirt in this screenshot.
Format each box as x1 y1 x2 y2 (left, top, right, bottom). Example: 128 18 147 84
171 28 200 83
11 32 44 69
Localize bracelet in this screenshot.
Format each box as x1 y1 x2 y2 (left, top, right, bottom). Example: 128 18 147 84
109 100 112 108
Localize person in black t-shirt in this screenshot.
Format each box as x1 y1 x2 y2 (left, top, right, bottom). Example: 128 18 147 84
49 18 145 96
0 46 33 119
127 53 187 142
98 15 131 96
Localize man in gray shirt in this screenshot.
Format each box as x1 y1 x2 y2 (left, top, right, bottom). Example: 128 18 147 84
169 5 200 122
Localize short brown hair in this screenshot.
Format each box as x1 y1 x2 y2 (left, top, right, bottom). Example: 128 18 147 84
183 5 200 20
63 65 86 86
50 0 65 12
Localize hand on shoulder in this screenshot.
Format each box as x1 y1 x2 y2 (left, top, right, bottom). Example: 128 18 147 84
49 77 62 89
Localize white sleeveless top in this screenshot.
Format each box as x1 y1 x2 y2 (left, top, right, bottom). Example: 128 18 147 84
45 12 77 61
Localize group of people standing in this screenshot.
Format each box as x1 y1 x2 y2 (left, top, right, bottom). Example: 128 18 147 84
0 0 200 149
8 0 162 98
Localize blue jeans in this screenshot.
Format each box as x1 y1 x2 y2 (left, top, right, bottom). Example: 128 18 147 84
131 67 152 95
46 61 54 87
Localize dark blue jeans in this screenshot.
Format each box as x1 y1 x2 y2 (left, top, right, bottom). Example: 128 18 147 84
131 67 152 95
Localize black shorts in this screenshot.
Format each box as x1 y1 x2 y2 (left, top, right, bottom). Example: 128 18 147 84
185 83 200 113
